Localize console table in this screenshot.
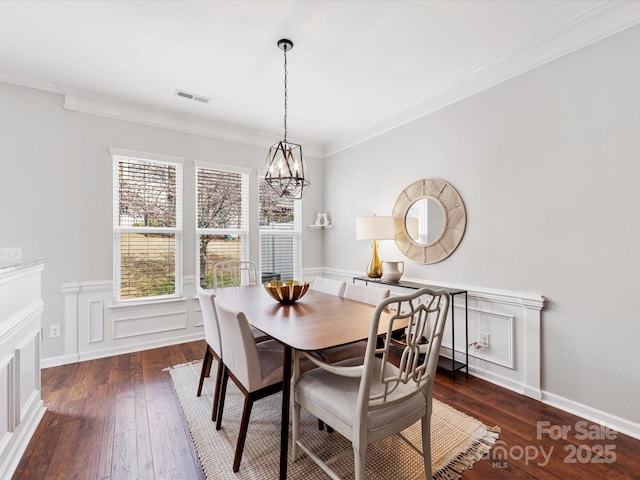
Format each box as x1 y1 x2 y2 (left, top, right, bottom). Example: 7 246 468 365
352 276 468 380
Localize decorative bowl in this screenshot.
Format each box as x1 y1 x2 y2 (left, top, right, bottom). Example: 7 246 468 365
263 280 310 304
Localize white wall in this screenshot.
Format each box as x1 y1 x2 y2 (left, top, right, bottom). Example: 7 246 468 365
0 82 324 361
323 25 640 427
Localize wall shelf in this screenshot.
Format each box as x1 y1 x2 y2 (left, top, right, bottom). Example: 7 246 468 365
307 225 333 229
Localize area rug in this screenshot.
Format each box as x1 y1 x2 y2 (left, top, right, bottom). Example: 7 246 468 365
168 360 500 480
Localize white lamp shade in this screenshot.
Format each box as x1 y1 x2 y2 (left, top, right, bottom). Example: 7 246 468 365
356 216 397 240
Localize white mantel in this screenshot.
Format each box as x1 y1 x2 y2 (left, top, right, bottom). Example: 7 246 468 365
0 259 46 479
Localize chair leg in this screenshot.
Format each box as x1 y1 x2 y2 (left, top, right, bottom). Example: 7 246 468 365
317 419 334 433
204 352 213 377
232 394 255 472
421 416 433 479
353 446 366 480
215 366 229 431
211 358 224 422
197 347 213 396
292 400 301 461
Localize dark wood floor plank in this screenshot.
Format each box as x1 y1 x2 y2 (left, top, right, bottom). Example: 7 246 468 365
12 341 638 480
64 382 109 480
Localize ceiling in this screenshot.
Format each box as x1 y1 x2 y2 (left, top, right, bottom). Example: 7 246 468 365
1 1 639 156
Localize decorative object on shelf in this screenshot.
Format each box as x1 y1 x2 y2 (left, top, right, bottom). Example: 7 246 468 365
355 215 398 278
264 280 310 304
308 212 333 229
381 260 404 282
393 178 466 264
263 39 309 199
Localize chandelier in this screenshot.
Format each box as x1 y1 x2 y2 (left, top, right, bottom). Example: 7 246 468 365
264 39 309 199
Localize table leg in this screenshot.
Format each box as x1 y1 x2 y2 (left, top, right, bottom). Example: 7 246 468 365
451 294 456 381
465 291 469 379
279 345 292 479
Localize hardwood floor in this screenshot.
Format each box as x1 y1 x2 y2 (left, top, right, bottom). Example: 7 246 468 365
13 341 640 479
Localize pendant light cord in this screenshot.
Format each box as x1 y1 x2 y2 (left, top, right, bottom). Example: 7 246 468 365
283 46 288 142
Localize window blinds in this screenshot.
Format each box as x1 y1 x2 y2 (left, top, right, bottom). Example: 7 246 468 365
196 165 249 288
258 177 302 282
113 155 183 300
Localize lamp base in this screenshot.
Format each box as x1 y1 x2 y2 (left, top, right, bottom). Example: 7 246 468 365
365 240 383 278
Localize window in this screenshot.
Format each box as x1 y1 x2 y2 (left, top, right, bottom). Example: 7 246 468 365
111 148 183 301
196 163 249 288
259 175 302 283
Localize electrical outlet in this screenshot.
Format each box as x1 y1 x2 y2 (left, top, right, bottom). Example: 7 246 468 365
480 332 490 349
50 324 61 338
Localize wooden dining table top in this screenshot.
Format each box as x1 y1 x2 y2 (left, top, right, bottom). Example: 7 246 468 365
210 285 383 351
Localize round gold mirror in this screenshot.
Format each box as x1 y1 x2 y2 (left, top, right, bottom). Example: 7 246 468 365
393 178 466 264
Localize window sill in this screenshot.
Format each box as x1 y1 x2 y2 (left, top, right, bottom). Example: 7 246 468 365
110 296 187 310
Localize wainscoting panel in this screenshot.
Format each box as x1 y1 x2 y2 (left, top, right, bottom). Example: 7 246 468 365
0 355 14 451
15 330 41 424
319 269 545 400
194 307 204 328
467 307 514 368
113 311 188 339
0 261 46 480
59 276 204 364
88 300 104 344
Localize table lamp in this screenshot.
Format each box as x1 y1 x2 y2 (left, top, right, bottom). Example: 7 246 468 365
355 215 397 278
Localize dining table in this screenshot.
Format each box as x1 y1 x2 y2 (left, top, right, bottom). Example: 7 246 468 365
210 284 387 480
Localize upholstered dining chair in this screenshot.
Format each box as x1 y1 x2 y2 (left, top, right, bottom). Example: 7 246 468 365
291 287 450 480
213 260 259 288
196 289 268 422
316 283 391 364
344 282 390 305
311 277 346 297
213 299 288 473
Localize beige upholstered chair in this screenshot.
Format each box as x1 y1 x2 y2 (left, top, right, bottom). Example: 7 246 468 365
311 277 346 297
344 282 390 305
196 289 268 421
316 283 391 364
292 287 450 480
196 290 226 422
214 300 286 472
213 260 259 287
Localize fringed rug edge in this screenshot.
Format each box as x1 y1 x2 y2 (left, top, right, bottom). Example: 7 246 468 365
432 425 501 480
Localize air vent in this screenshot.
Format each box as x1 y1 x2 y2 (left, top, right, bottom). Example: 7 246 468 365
175 89 211 104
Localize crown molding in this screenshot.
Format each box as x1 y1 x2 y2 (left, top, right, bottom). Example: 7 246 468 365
322 0 640 157
61 92 324 158
0 72 62 95
0 74 324 158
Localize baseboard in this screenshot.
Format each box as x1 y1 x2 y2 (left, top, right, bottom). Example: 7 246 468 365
466 363 535 398
41 332 204 367
542 391 640 440
41 355 75 368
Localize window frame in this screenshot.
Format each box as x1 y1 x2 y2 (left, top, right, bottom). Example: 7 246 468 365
195 161 251 289
111 147 184 303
